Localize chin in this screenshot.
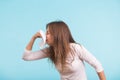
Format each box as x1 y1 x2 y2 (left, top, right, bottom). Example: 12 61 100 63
46 42 50 45
47 43 53 46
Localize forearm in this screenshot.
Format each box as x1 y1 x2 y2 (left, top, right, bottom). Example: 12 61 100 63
97 71 106 80
26 36 36 50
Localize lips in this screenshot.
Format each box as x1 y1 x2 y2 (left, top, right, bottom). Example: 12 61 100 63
46 39 48 42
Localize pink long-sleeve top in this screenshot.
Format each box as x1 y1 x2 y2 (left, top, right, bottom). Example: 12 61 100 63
23 43 103 80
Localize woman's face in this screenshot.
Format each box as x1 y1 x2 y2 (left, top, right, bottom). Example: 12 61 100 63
46 27 54 46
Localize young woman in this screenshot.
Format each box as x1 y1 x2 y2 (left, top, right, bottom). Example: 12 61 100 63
22 21 106 80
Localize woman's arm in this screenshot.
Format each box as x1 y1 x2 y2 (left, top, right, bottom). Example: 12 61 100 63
97 71 106 80
22 32 49 61
75 44 106 80
23 49 49 61
26 32 41 50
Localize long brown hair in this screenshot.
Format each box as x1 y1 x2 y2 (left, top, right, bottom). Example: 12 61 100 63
46 21 76 70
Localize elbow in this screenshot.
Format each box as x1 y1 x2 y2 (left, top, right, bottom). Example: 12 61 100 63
22 55 36 61
22 57 28 61
22 56 31 61
22 57 27 61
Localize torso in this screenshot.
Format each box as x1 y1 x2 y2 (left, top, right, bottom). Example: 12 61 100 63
55 43 87 80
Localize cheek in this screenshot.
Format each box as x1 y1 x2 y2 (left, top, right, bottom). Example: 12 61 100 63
47 35 52 41
49 36 54 42
47 35 50 39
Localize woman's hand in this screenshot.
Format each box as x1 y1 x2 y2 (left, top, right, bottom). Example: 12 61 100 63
33 32 42 39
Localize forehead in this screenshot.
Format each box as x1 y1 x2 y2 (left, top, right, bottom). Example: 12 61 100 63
46 26 50 32
46 26 49 30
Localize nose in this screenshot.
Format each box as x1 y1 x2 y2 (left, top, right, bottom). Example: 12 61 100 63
46 34 47 37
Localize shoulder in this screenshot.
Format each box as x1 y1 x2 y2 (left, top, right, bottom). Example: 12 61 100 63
70 43 88 53
70 43 82 48
69 43 83 52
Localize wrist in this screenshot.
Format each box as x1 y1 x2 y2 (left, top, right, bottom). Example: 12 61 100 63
32 36 37 40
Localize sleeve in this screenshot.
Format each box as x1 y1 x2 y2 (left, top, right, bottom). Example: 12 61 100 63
76 44 104 72
22 48 49 61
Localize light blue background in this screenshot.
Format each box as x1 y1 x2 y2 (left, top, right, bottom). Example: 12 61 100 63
0 0 120 80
